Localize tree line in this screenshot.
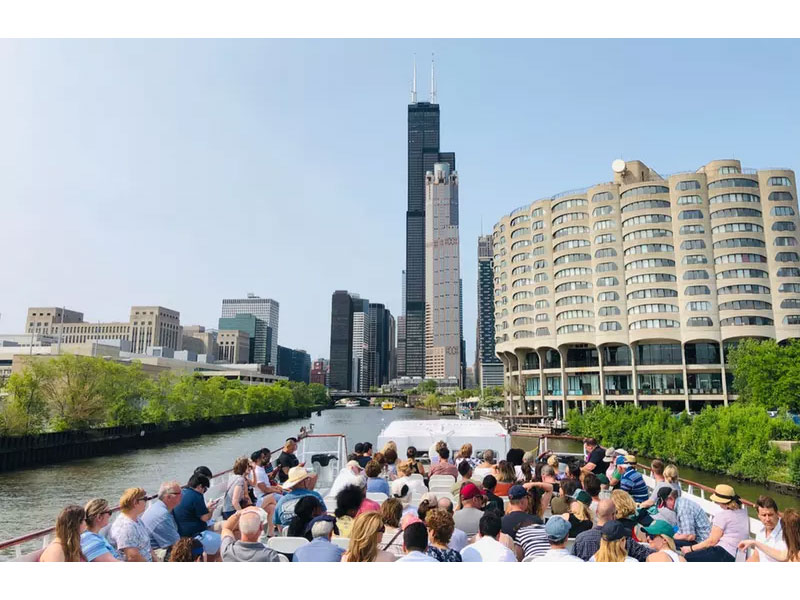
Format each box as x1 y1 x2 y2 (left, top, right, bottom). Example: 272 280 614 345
0 354 329 436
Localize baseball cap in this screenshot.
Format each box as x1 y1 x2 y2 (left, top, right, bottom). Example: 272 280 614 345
600 520 628 542
624 455 637 465
550 495 571 515
305 514 339 536
643 519 675 538
595 473 610 485
656 486 674 505
461 482 486 501
508 485 527 500
544 516 571 542
570 489 592 507
615 455 627 466
400 513 423 530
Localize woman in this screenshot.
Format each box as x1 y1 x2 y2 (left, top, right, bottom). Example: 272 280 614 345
739 507 800 562
169 537 204 562
640 463 681 509
80 499 121 562
394 460 428 496
517 451 537 482
683 484 750 562
406 446 426 477
365 460 391 496
455 443 475 468
425 508 462 562
416 493 439 522
342 511 396 562
547 454 565 480
493 460 517 496
379 498 405 557
590 520 637 562
383 447 399 479
334 484 364 538
108 487 155 562
287 495 324 540
222 457 251 519
40 505 86 562
527 487 545 522
644 520 686 562
568 490 595 538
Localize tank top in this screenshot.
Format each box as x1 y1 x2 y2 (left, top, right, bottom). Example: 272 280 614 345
662 548 680 562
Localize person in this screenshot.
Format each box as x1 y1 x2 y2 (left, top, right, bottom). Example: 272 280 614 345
275 466 327 530
393 461 428 495
567 489 595 538
172 473 222 560
81 499 121 562
453 482 486 536
501 485 538 540
515 519 549 560
379 498 406 557
547 454 565 480
328 459 365 498
683 484 750 562
405 446 426 477
293 515 346 562
617 455 649 503
472 449 496 481
574 496 653 562
531 515 583 562
452 460 482 496
429 446 459 477
355 474 381 514
429 440 446 465
493 460 517 496
739 507 800 562
424 508 462 562
287 495 324 540
276 437 301 484
581 437 607 476
357 442 374 468
743 495 786 562
455 443 477 468
169 537 204 562
482 475 505 514
517 451 537 482
640 462 681 509
590 520 637 562
140 481 182 555
222 457 251 519
397 521 438 562
384 447 399 478
250 448 280 537
342 511 396 562
390 479 419 517
334 484 364 538
583 473 602 513
604 447 627 481
220 508 281 562
436 497 469 552
365 460 391 495
643 519 686 562
108 487 155 562
417 493 439 522
40 505 86 562
460 512 517 562
522 464 559 509
656 487 711 547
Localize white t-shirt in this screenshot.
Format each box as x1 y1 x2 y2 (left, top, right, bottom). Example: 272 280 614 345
532 548 584 562
328 468 364 498
393 475 427 496
460 536 517 562
397 550 438 562
755 522 787 562
253 465 269 500
472 466 493 482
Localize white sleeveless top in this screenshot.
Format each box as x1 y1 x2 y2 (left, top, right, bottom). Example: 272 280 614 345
662 548 681 562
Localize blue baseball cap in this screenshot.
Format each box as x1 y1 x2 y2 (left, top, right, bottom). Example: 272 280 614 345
615 455 627 466
544 516 571 542
508 485 527 500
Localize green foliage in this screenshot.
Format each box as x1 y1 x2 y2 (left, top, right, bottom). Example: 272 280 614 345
788 446 800 486
568 403 800 483
418 379 438 395
727 338 800 412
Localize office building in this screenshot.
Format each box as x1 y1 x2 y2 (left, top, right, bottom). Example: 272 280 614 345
367 303 394 388
221 294 279 367
351 298 369 393
217 330 250 364
329 290 355 390
310 358 329 386
493 158 800 417
397 270 406 376
476 235 504 388
181 325 218 361
277 346 311 384
218 314 271 365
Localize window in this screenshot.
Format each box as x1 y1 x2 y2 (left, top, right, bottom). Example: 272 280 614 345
553 225 590 238
552 198 588 212
626 273 677 284
532 246 545 256
780 283 800 293
681 239 706 250
620 185 669 199
629 319 680 330
532 207 544 217
714 253 767 265
598 306 621 316
712 223 763 235
773 221 797 231
555 267 592 279
513 317 535 326
512 265 531 276
556 309 594 320
534 286 549 296
557 324 595 334
555 295 593 306
684 269 710 280
596 262 618 272
513 303 534 313
513 291 533 300
599 321 622 331
592 191 613 203
604 345 631 366
775 237 799 247
534 272 549 282
621 200 670 213
554 239 590 252
598 291 619 302
511 239 531 250
595 233 616 244
719 300 772 311
624 243 674 256
708 178 759 189
511 252 531 263
628 303 679 315
637 343 682 365
555 281 592 293
771 206 796 217
778 267 800 277
718 284 770 295
552 212 588 226
623 228 672 241
784 316 800 325
713 238 765 249
622 214 672 227
720 316 774 326
533 259 548 269
680 225 705 236
718 166 740 175
676 180 702 191
597 276 619 287
595 247 617 258
678 195 703 205
536 327 550 336
768 176 792 186
510 215 530 226
533 233 545 243
593 205 614 216
687 317 713 327
781 299 800 309
709 193 760 204
679 210 703 220
554 253 591 265
716 268 769 280
638 373 684 394
594 219 616 230
628 288 678 300
711 207 762 219
685 285 711 295
769 191 794 201
625 258 676 270
512 278 533 287
510 227 531 238
686 300 712 311
514 330 535 339
776 252 800 262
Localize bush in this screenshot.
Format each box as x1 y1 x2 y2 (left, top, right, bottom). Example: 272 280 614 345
788 446 800 487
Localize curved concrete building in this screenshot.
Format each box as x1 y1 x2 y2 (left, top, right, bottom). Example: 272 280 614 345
492 159 800 417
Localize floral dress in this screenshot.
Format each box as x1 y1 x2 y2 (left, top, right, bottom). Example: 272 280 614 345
427 545 463 562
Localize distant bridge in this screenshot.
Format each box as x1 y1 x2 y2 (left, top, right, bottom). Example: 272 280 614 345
329 391 408 402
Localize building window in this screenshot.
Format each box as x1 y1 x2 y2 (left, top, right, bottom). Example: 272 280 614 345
717 284 770 295
554 267 592 279
679 224 705 235
687 301 712 311
594 219 616 231
781 299 800 309
711 207 762 219
679 210 703 220
552 198 588 213
720 316 774 326
625 258 676 270
535 299 550 309
592 205 614 217
555 281 592 293
623 228 672 241
768 176 792 187
620 185 669 199
628 303 679 315
775 237 799 247
621 200 670 213
595 247 617 258
624 243 674 256
555 295 593 307
719 300 772 311
604 345 631 366
599 321 622 331
553 225 590 238
598 306 621 316
554 253 591 265
776 252 800 262
595 233 616 244
773 221 797 232
554 239 590 252
597 276 619 287
597 291 619 302
687 317 713 327
552 212 588 226
638 373 684 394
510 215 530 226
628 288 677 300
709 193 760 204
677 180 702 190
556 309 594 321
629 319 680 330
622 214 672 227
683 269 709 280
716 268 768 280
778 267 800 277
596 262 618 272
636 344 682 365
510 227 531 238
626 273 676 285
771 206 796 217
535 327 550 336
780 283 800 293
557 324 595 334
769 191 794 201
592 191 613 203
708 178 759 189
678 195 703 205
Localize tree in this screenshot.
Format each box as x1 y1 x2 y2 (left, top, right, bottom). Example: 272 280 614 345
142 372 175 425
419 379 438 395
42 355 109 431
101 361 151 426
727 338 800 412
1 368 50 435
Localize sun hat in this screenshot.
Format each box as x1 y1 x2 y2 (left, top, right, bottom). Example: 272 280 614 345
642 519 675 538
624 455 637 465
346 460 363 472
601 448 616 463
570 489 592 507
550 495 571 515
600 520 628 542
709 484 739 504
544 516 571 542
614 448 628 456
508 485 527 500
461 482 486 501
282 466 311 489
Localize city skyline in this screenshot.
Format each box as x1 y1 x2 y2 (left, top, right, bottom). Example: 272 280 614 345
4 39 800 360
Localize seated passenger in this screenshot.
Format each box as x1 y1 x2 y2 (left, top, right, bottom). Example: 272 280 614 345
424 508 462 562
220 508 281 562
172 474 222 561
531 515 583 563
365 460 391 496
493 460 517 496
379 498 405 557
334 484 364 538
81 499 120 562
396 522 438 562
429 447 459 478
293 515 345 562
274 467 327 531
40 505 86 562
140 481 182 556
287 495 324 540
169 537 204 562
342 511 396 562
460 512 516 562
453 483 486 536
109 488 155 562
590 520 638 562
644 519 686 562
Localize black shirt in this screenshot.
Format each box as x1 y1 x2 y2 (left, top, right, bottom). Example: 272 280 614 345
568 513 594 538
485 492 504 516
586 446 607 475
356 455 372 469
502 511 542 541
275 451 299 483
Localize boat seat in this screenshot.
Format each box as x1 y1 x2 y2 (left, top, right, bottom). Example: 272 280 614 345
366 492 388 504
267 536 309 555
408 474 424 483
429 474 456 483
331 537 350 550
276 553 290 562
324 496 337 514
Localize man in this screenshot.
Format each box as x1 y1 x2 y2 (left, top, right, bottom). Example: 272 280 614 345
747 495 786 562
570 498 652 561
482 475 505 515
356 442 374 468
582 473 602 513
172 473 222 560
501 485 539 541
397 521 439 562
251 449 281 537
220 508 281 562
581 437 607 476
274 466 327 529
472 449 495 481
276 437 301 484
604 447 627 482
617 455 649 503
460 512 517 562
452 461 481 496
140 480 182 558
659 487 711 547
328 460 365 498
515 519 550 561
452 482 486 536
437 497 468 552
293 515 345 562
531 516 583 562
429 447 459 478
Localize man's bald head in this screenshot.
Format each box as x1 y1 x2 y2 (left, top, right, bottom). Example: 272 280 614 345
438 497 454 513
239 512 263 541
596 499 616 525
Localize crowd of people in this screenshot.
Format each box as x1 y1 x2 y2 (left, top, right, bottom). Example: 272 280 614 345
27 435 800 563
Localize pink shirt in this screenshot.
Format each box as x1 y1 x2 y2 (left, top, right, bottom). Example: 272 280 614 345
357 498 381 515
429 462 459 478
713 507 750 557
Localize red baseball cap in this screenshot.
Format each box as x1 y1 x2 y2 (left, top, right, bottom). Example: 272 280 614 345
461 482 486 501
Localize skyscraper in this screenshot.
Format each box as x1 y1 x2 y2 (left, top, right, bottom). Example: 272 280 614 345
351 298 369 393
329 290 354 390
476 235 504 388
397 270 406 376
221 294 279 368
218 314 271 365
404 62 455 378
424 162 463 383
367 303 394 389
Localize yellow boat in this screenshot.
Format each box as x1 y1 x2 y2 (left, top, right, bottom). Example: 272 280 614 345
381 401 394 410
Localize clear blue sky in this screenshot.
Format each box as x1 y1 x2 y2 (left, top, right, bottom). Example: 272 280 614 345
2 39 800 362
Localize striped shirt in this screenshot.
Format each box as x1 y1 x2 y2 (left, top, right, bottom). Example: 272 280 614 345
675 497 712 543
516 524 550 559
620 469 649 503
80 531 120 562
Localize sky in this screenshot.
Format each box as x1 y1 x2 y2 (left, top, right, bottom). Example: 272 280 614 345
2 39 800 362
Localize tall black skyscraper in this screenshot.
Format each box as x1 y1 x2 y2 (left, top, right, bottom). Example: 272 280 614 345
404 63 455 377
329 290 354 390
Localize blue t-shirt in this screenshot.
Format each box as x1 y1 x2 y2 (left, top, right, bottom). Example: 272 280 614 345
366 477 391 496
172 487 209 538
292 537 345 562
620 469 650 503
275 490 327 527
81 531 120 562
140 498 181 549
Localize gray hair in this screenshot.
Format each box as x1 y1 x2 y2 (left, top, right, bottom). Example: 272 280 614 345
311 519 335 539
483 449 495 463
541 465 555 478
522 451 536 464
158 480 182 500
239 512 262 537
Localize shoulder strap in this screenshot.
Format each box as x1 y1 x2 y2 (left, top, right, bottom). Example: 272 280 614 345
382 528 403 551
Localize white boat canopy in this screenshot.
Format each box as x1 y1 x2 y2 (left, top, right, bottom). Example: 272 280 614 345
377 419 510 460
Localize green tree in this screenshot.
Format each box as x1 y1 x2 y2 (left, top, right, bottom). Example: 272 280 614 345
142 372 175 425
419 379 438 395
43 355 109 431
1 367 50 434
101 361 151 426
727 338 800 412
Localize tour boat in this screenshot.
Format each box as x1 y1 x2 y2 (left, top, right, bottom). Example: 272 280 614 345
345 400 360 408
381 401 394 410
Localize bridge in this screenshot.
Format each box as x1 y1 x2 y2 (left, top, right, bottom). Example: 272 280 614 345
329 391 408 403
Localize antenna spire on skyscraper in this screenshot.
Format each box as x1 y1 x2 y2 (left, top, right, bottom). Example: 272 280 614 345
430 53 437 104
411 54 417 104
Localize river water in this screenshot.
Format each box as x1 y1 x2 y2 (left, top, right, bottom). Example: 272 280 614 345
1 407 798 558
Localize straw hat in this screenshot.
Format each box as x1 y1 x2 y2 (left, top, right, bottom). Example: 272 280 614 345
709 484 738 504
282 466 311 489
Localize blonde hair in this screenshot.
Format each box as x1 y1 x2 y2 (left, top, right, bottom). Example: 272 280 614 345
610 489 637 520
84 498 110 528
345 512 383 562
658 534 676 551
547 454 559 469
119 487 147 512
663 464 679 484
459 443 473 459
381 441 397 455
593 537 628 562
571 500 594 523
397 461 413 477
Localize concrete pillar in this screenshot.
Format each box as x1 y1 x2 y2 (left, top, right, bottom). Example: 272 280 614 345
598 344 607 406
720 342 729 407
515 349 528 415
559 348 568 419
680 342 690 413
630 342 640 407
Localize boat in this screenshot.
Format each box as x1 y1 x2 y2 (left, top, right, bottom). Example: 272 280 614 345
381 401 394 410
377 418 510 460
345 400 360 408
